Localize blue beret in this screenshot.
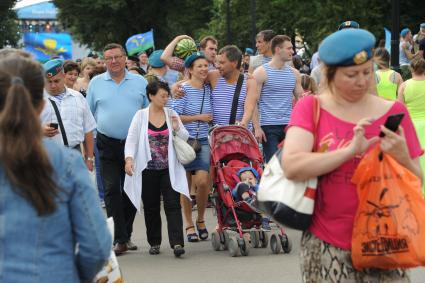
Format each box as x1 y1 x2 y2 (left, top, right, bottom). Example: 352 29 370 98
245 48 254 55
149 50 165 68
184 51 205 68
43 59 64 78
400 28 411 37
237 167 260 181
338 20 360 30
319 29 375 66
421 23 425 29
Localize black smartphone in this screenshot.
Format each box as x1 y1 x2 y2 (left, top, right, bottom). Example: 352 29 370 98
49 123 58 129
379 113 404 137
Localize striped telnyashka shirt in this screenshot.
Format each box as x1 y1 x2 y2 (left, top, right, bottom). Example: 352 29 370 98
259 63 296 126
211 75 247 126
173 82 212 139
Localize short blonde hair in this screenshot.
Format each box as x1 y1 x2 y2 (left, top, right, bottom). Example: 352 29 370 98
80 57 97 73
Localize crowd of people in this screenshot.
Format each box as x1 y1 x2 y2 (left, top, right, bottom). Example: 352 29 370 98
1 18 425 283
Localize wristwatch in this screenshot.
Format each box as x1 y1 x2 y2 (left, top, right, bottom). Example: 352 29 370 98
85 157 94 162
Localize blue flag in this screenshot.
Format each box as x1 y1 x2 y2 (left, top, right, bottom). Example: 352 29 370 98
24 33 72 62
384 27 391 53
126 30 154 56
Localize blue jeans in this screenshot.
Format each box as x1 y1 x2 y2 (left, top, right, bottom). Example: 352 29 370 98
261 125 287 162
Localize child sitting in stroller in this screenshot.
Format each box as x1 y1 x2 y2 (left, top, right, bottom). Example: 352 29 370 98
232 167 271 230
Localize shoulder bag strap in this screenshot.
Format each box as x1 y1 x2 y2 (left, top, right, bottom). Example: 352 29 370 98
49 98 69 146
195 86 206 139
229 73 244 125
312 96 321 151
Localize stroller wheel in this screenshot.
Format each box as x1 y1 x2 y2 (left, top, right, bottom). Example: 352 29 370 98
228 237 239 257
270 234 281 254
250 231 260 248
222 231 230 250
211 231 221 251
280 234 292 254
260 231 269 248
239 236 250 256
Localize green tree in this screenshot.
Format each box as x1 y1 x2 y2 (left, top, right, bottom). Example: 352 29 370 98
0 0 20 48
206 0 424 53
53 0 213 51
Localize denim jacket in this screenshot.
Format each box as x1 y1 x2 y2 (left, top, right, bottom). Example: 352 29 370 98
0 139 112 283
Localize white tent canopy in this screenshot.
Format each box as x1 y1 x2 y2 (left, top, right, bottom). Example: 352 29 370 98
14 0 52 10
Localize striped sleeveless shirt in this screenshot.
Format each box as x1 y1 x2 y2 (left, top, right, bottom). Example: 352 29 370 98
173 82 212 138
212 75 247 126
259 63 296 126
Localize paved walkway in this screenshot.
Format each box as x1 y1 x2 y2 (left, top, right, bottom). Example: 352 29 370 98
117 207 425 283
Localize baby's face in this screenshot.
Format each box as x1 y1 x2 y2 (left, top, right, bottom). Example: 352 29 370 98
240 171 257 186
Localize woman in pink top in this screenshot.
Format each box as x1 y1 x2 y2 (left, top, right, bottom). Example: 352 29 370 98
283 29 423 282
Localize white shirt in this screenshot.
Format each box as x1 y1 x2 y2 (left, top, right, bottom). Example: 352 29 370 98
40 87 96 147
124 106 190 212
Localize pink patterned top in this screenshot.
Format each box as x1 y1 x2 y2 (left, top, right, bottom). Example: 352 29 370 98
288 96 423 250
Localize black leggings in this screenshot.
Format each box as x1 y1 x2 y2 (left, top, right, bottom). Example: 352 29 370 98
142 169 184 248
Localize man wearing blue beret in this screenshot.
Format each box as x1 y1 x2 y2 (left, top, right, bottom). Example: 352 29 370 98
338 20 360 30
399 28 421 80
145 49 181 89
40 58 96 171
86 43 149 255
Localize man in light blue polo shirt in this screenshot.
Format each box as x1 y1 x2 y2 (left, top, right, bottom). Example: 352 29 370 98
87 43 148 255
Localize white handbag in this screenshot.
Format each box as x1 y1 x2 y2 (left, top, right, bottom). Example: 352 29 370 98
173 131 196 165
257 96 320 230
168 109 196 165
257 149 318 230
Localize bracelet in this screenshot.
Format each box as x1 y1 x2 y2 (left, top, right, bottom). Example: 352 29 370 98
85 157 94 162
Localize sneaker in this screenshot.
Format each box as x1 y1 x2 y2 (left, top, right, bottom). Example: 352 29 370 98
261 218 271 231
126 240 138 251
173 245 185 257
149 245 160 255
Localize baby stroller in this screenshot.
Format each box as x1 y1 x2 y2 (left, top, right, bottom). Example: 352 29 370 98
209 125 292 257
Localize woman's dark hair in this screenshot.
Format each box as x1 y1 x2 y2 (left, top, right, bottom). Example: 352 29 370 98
128 66 145 76
410 57 425 75
89 65 106 80
373 48 390 69
146 80 170 102
0 56 58 215
301 74 318 93
63 60 80 74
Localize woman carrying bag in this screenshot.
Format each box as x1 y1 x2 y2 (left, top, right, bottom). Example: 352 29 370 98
173 52 213 242
282 29 423 282
124 80 190 257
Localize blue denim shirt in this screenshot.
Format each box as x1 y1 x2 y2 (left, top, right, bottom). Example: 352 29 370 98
0 139 112 283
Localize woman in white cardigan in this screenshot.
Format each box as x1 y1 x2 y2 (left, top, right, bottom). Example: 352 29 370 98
124 80 190 258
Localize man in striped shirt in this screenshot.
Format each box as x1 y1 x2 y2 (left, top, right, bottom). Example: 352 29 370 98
208 45 258 127
253 35 303 162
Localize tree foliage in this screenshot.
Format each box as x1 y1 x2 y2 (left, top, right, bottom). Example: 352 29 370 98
53 0 423 53
0 0 19 48
53 0 213 51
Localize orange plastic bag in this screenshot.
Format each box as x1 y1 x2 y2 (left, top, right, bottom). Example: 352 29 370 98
351 144 425 270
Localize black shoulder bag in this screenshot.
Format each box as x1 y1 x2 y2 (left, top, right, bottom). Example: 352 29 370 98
229 73 244 125
49 98 69 146
187 86 206 153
